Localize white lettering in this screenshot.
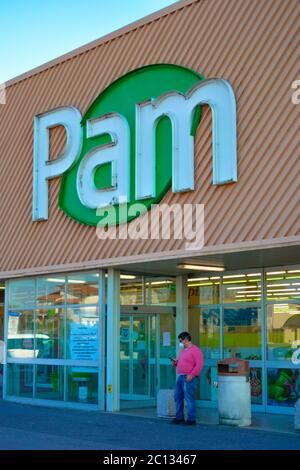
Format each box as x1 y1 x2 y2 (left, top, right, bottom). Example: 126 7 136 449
77 114 130 209
32 107 82 220
291 80 300 105
135 78 237 200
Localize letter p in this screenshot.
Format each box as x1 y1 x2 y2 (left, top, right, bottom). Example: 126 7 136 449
32 106 82 221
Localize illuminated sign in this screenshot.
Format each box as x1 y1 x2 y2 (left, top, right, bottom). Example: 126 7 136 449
32 64 237 226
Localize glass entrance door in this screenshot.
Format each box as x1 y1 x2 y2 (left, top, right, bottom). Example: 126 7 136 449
120 315 153 401
120 310 176 407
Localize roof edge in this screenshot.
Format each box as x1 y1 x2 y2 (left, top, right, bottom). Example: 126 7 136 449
5 0 198 88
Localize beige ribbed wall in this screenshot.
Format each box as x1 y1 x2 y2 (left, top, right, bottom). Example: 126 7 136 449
0 0 300 274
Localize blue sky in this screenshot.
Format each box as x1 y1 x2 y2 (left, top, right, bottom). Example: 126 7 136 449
0 0 177 82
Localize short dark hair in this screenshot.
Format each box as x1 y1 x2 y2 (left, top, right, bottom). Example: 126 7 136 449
178 331 191 341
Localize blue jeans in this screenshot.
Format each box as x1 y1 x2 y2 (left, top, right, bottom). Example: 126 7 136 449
174 375 198 421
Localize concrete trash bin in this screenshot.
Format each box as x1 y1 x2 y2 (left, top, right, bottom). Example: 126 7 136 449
217 358 251 427
157 389 176 418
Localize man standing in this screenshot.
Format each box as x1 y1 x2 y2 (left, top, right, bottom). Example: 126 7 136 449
171 331 203 425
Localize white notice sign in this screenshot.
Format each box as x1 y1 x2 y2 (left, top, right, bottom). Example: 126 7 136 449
163 332 171 347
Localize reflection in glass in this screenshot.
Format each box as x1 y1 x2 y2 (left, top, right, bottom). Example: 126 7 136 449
188 277 220 305
66 307 99 361
0 284 4 340
223 307 262 360
0 284 4 398
249 368 263 404
188 308 220 360
147 279 176 305
8 279 35 309
268 368 300 407
7 364 33 397
132 318 149 397
66 367 98 404
159 314 176 360
37 277 65 306
266 270 300 301
120 318 130 395
222 273 261 303
267 303 300 361
7 310 35 359
199 366 218 402
120 278 143 305
36 309 64 359
67 272 99 305
36 365 64 401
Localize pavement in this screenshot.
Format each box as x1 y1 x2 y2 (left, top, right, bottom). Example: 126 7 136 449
0 401 300 450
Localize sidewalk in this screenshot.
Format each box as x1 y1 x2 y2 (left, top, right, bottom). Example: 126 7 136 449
0 401 299 450
119 405 297 435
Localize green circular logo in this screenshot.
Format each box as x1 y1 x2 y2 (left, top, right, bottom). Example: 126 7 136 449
59 64 204 226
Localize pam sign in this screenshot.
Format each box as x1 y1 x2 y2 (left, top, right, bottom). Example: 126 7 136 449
32 64 237 226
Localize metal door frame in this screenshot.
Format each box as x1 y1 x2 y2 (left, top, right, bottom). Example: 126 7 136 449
120 306 175 403
120 313 153 401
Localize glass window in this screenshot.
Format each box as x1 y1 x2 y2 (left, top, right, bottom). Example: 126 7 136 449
188 276 220 305
37 277 65 306
36 365 64 401
223 307 262 360
0 284 4 339
267 303 300 361
158 314 176 390
120 317 130 396
36 308 65 359
7 310 35 359
120 277 143 305
266 269 300 301
222 273 261 303
8 279 35 309
7 364 33 398
189 307 220 360
0 284 4 398
249 368 263 404
66 367 98 404
132 317 150 397
66 307 99 361
199 366 218 402
147 278 176 305
268 368 300 407
6 273 102 406
67 272 99 305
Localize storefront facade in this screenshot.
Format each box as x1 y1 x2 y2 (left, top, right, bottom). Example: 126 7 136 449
0 0 300 416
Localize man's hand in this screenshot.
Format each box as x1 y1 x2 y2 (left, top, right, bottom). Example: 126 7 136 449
186 374 193 382
172 359 178 366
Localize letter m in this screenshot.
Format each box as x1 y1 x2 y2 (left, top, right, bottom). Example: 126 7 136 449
135 79 237 200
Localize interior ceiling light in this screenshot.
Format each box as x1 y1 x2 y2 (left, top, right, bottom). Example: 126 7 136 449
177 264 224 272
47 278 65 283
105 274 136 279
223 274 245 278
266 271 286 275
227 285 261 290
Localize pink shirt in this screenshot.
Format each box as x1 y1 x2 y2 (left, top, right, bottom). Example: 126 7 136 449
176 344 204 377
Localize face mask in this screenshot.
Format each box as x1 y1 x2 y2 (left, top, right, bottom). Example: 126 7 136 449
179 342 184 348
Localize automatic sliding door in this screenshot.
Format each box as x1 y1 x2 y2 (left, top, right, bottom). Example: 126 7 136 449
120 315 153 401
132 317 151 398
120 317 130 397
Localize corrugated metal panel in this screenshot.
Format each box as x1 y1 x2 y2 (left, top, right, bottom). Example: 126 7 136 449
0 0 300 274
